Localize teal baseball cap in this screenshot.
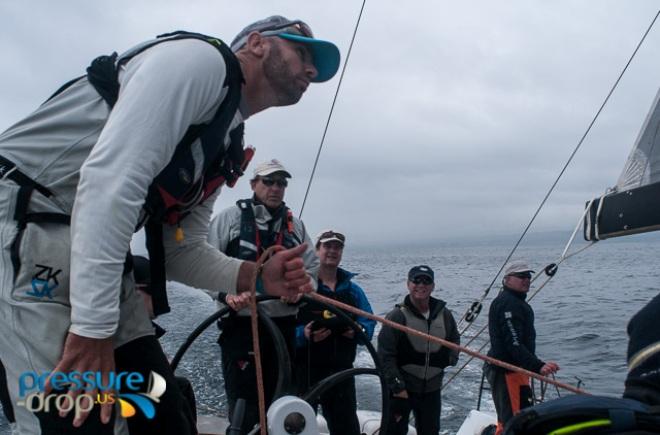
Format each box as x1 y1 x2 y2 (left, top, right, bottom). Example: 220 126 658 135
231 15 341 83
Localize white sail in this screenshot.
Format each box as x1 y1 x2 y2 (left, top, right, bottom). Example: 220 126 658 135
616 88 660 191
584 87 660 241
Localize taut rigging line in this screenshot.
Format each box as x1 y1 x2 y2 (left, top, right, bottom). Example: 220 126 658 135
457 9 660 333
299 0 367 219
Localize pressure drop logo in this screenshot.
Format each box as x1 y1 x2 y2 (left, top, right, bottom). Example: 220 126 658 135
16 370 166 420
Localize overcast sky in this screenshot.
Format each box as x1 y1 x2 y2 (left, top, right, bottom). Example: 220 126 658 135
1 1 659 246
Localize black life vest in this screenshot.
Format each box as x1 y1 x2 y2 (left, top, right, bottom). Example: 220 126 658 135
82 31 251 316
226 199 298 261
82 30 250 225
3 32 250 317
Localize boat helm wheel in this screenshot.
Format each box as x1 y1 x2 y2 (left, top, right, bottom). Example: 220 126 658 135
170 295 291 401
297 294 390 434
170 294 390 434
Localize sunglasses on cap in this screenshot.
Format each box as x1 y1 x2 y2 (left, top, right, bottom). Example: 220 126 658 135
261 20 314 39
510 271 532 279
260 177 288 188
319 231 346 242
411 276 433 285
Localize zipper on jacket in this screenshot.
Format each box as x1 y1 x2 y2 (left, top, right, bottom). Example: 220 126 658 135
423 318 431 393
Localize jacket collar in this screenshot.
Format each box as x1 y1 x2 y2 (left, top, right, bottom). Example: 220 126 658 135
319 267 356 292
401 295 446 319
503 285 528 300
336 267 356 283
250 196 287 224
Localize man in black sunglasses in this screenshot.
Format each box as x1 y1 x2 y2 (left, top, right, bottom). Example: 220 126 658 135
484 260 560 435
378 265 460 435
208 159 317 433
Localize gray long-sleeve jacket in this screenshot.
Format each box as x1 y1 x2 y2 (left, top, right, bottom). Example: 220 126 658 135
0 37 246 339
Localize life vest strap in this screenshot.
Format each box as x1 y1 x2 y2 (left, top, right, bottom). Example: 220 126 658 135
0 155 53 198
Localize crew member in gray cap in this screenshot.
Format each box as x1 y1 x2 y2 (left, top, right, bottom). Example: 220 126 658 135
0 15 338 435
208 159 317 434
378 265 460 435
484 260 560 435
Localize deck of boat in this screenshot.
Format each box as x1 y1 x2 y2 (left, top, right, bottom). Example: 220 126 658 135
197 409 420 435
198 415 228 435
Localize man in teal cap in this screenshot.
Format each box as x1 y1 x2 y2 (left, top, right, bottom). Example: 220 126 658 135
0 15 339 435
231 15 340 84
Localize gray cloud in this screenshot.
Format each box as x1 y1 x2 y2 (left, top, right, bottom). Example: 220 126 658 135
1 0 659 246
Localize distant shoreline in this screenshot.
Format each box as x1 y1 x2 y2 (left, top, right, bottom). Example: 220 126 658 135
348 229 660 251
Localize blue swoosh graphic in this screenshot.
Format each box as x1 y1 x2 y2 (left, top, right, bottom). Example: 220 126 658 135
119 394 156 419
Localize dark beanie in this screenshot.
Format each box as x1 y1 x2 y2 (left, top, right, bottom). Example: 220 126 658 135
623 292 660 406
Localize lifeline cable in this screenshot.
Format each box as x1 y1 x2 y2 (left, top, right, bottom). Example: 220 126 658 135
457 9 660 330
298 0 367 218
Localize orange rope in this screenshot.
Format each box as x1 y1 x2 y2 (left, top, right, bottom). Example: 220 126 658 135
250 245 283 435
310 292 588 395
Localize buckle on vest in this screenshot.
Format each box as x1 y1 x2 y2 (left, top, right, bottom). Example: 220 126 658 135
0 165 17 180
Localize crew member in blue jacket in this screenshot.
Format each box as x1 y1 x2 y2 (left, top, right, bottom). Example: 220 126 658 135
296 230 375 435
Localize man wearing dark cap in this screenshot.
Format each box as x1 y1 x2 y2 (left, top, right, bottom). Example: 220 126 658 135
484 260 560 435
208 159 317 434
378 265 460 435
0 15 339 435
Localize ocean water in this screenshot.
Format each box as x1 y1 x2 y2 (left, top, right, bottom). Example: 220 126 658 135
1 235 658 434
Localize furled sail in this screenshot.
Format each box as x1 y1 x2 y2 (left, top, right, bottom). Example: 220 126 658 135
584 89 660 240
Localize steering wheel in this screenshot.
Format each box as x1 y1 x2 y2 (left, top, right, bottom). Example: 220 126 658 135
170 294 390 434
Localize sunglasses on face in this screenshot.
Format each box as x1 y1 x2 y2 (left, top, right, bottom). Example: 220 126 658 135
510 272 532 279
260 177 288 188
411 276 433 285
261 20 314 39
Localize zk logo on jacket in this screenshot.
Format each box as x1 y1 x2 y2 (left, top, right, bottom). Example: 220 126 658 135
27 264 62 299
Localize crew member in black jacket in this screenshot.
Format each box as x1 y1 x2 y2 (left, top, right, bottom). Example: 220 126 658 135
484 260 560 435
378 265 460 435
624 291 660 407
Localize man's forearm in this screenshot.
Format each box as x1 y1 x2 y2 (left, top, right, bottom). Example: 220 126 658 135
236 261 256 294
